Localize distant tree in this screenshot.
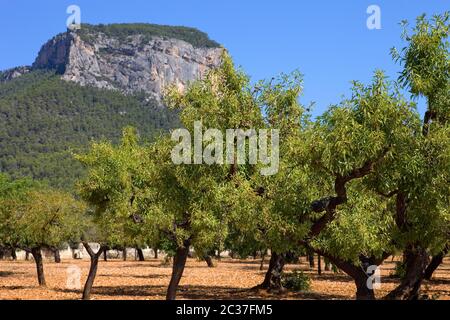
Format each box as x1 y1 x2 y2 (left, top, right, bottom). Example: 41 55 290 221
0 182 86 286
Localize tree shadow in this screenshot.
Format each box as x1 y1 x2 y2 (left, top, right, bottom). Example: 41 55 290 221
90 284 167 297
99 273 166 280
0 285 37 290
425 277 450 285
0 271 15 277
178 285 350 300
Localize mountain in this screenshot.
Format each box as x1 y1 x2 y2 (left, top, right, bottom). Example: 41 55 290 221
0 23 223 189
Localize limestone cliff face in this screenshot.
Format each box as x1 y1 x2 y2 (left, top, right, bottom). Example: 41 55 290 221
0 66 31 82
31 26 223 100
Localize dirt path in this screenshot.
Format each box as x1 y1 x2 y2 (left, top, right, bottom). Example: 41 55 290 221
0 257 448 300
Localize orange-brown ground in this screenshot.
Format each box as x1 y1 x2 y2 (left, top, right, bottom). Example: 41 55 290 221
0 257 449 300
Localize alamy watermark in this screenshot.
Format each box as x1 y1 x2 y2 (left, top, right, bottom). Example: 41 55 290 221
366 265 381 290
171 121 279 176
66 265 82 290
367 5 381 30
66 5 81 30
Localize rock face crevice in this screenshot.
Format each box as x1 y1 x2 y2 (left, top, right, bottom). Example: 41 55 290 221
30 28 223 100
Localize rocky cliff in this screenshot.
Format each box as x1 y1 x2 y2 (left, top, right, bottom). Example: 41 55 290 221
29 24 223 100
0 66 31 82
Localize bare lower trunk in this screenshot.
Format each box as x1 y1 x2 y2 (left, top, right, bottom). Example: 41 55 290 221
31 247 46 286
11 247 17 260
82 243 106 300
308 252 315 269
154 248 158 259
255 252 286 292
103 250 107 261
424 245 448 280
166 242 190 300
122 248 127 261
385 246 429 300
318 254 322 275
25 251 30 261
325 258 331 271
53 249 61 263
136 248 145 261
204 255 214 267
310 247 377 300
260 251 266 270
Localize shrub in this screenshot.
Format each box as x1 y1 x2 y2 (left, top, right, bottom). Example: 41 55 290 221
282 270 311 292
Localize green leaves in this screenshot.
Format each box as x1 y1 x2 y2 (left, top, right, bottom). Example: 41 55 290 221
0 183 87 249
394 12 449 98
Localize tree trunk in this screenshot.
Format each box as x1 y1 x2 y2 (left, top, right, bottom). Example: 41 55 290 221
385 246 429 300
325 258 331 271
308 252 315 269
310 247 377 300
204 255 214 268
53 248 61 263
82 243 106 300
25 251 30 261
255 252 286 292
11 247 17 260
424 245 448 280
354 271 375 300
154 248 158 259
318 254 322 275
122 248 127 261
103 250 107 261
166 242 190 300
260 250 266 270
31 247 46 286
136 248 145 261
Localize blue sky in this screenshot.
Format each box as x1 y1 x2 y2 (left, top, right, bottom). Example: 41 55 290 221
0 0 448 116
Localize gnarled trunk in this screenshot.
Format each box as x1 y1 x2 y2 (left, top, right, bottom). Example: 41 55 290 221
385 246 429 300
255 252 286 292
31 247 46 286
424 245 448 280
310 248 377 300
166 241 190 300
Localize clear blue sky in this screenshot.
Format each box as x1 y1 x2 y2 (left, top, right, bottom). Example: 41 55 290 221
0 0 448 116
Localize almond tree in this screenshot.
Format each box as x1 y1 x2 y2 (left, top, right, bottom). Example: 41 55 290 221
0 183 86 286
379 12 450 299
244 71 418 299
143 52 266 300
76 127 156 299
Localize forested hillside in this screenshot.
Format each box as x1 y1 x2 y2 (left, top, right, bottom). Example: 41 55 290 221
77 23 221 48
0 70 180 189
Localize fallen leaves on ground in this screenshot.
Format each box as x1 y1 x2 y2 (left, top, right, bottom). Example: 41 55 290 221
0 257 448 300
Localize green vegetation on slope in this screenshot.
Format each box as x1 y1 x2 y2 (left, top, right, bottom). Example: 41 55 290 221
0 70 180 190
77 23 221 48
